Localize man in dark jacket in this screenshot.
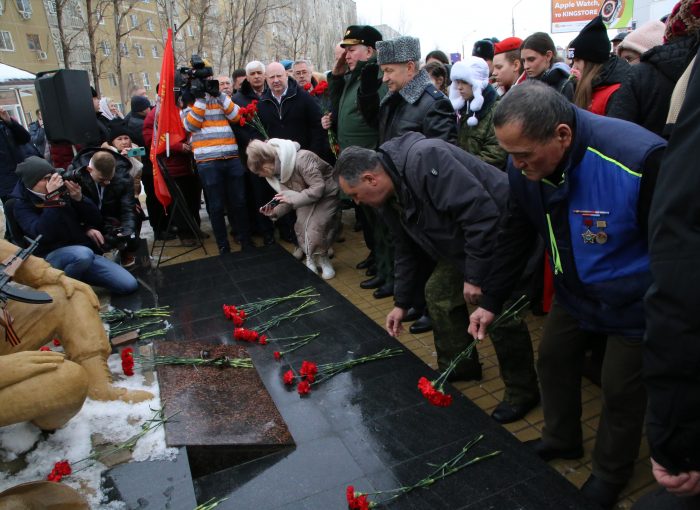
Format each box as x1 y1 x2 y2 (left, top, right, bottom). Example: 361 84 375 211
29 109 46 158
469 81 666 509
10 157 138 295
607 24 699 136
368 36 457 144
232 62 274 245
637 46 700 509
336 132 540 421
72 148 140 267
257 62 327 159
123 95 151 147
0 109 31 204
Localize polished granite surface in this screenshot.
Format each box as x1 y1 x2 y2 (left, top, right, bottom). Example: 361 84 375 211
110 245 599 509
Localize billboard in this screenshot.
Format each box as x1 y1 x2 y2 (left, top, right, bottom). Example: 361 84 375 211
551 0 634 33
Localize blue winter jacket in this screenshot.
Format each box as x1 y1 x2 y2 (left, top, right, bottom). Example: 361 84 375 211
483 107 666 337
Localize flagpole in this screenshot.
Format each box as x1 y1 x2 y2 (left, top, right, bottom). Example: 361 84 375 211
166 133 170 157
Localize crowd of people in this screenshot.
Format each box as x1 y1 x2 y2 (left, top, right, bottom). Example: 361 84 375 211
0 0 699 508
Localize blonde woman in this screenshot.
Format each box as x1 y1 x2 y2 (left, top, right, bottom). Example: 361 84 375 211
247 138 339 279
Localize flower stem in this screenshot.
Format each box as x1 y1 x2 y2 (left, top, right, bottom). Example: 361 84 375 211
312 348 403 385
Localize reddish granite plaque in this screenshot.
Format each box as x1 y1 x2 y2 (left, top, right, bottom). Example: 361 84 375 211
154 341 294 476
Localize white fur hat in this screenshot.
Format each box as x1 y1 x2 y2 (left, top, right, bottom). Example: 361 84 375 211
617 20 665 57
449 57 489 127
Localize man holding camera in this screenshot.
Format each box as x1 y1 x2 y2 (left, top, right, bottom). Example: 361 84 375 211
183 71 252 254
9 156 138 295
72 149 141 268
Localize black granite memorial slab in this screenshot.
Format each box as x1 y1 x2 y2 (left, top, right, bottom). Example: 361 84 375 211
108 245 600 509
154 340 294 478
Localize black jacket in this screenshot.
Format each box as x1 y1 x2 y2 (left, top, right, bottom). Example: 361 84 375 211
376 132 508 308
644 47 700 474
535 62 575 101
0 119 31 199
123 112 146 147
231 79 266 166
257 78 328 160
370 69 456 144
608 33 700 136
71 148 136 234
10 180 103 257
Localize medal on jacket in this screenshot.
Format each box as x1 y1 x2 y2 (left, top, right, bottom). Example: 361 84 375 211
574 210 610 244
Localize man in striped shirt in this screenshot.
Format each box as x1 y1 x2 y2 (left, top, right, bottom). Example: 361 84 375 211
183 82 252 254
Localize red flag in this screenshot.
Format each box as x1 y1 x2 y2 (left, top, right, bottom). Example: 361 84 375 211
150 28 185 209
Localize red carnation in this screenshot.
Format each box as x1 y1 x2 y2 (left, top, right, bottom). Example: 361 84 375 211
259 335 267 345
283 370 295 385
303 82 312 91
299 360 318 379
273 351 281 360
297 379 311 395
121 347 135 376
39 346 51 351
417 376 452 407
346 486 372 509
52 338 61 346
47 460 72 483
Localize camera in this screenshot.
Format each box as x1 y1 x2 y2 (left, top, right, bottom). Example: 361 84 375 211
179 55 219 100
56 167 82 183
102 225 134 251
127 146 146 158
44 167 83 201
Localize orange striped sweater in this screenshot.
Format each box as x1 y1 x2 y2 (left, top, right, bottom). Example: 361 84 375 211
183 93 241 162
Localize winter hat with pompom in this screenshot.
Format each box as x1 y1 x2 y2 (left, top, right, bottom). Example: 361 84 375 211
449 56 489 127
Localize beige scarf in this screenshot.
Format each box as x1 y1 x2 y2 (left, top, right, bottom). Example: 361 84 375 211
265 138 298 192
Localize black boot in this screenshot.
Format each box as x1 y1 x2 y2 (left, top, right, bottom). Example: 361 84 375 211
409 313 432 334
580 474 626 510
360 276 384 290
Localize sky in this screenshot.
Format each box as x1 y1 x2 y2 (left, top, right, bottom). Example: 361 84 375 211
355 0 674 59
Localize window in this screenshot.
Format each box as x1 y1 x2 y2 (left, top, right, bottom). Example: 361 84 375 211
151 45 158 58
26 33 41 50
0 0 4 15
119 42 128 56
128 72 135 86
145 18 154 32
15 0 31 15
0 31 15 51
98 13 105 24
134 42 143 57
130 13 137 28
100 40 110 56
79 49 90 62
155 71 160 83
46 0 55 14
186 24 193 37
141 72 150 89
108 73 117 87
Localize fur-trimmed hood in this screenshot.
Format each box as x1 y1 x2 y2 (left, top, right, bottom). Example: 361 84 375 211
380 68 432 107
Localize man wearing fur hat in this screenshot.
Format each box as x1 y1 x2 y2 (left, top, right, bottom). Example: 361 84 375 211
367 36 456 144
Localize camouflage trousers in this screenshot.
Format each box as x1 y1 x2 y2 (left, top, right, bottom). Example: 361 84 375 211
425 260 539 405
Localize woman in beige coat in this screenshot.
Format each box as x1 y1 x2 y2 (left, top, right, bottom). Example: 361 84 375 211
247 138 340 279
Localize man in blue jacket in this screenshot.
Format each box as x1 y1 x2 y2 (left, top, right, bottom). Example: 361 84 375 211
10 157 138 295
469 81 666 509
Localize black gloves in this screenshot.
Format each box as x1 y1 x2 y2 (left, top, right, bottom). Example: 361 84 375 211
359 63 382 95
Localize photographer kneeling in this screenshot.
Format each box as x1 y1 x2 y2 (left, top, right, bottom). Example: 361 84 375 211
10 156 138 295
71 149 141 268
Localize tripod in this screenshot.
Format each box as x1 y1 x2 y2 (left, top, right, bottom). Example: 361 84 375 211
150 156 207 267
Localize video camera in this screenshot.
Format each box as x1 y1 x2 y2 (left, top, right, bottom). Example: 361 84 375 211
179 55 219 100
102 225 134 251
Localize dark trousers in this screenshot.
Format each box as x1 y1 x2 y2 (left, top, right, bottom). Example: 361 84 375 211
172 173 202 233
425 260 538 403
197 158 249 251
538 302 646 484
141 159 168 235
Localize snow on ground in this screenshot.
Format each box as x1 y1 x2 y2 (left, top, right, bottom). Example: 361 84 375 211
0 351 177 508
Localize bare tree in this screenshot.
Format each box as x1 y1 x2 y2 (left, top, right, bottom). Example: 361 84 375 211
50 0 84 68
111 0 142 105
272 0 311 61
85 0 111 94
232 0 287 71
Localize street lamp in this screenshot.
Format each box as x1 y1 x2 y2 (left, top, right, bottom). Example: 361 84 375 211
512 0 525 37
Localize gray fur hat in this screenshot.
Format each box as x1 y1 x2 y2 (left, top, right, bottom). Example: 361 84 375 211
377 36 421 65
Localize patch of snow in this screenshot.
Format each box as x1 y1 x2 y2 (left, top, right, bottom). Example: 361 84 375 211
0 352 177 508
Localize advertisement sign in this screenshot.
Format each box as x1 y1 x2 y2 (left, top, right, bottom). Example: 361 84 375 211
551 0 634 33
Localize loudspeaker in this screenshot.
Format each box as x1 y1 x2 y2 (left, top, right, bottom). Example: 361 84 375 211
34 69 100 146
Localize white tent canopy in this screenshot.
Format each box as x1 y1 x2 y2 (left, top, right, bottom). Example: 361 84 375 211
0 63 35 84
